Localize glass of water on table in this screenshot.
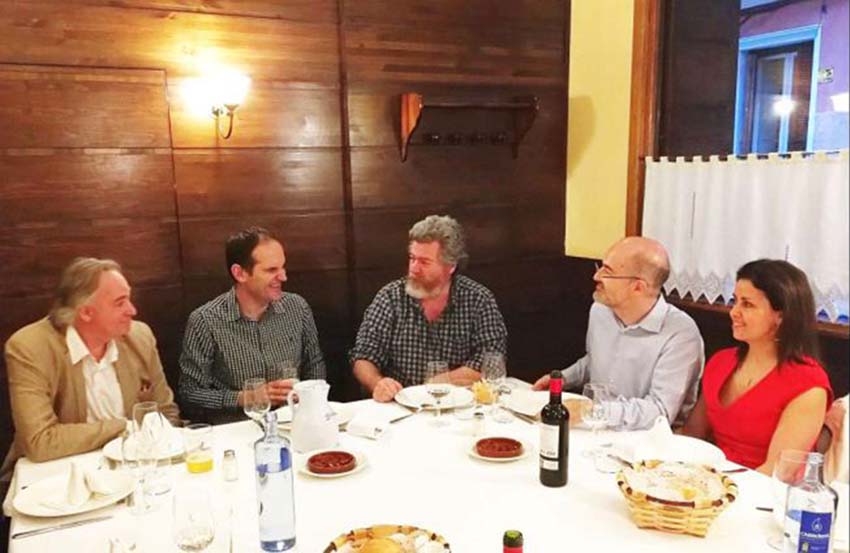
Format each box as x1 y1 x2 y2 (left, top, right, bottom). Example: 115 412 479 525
424 361 451 427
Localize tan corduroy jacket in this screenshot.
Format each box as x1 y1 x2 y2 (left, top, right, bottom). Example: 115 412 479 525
2 317 179 476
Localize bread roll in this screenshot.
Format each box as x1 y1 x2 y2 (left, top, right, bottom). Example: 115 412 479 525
359 537 403 553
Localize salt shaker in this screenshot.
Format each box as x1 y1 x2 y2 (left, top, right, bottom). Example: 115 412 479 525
472 411 486 437
222 449 239 482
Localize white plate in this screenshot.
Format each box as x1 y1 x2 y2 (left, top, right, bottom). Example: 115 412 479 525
395 385 475 411
614 434 726 467
504 389 589 418
467 437 532 463
13 470 134 517
102 430 184 463
276 401 354 428
297 449 367 479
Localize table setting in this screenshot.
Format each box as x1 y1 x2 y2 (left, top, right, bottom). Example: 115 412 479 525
5 381 849 552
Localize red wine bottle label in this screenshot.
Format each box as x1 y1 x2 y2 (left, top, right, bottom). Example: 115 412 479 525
550 377 562 395
539 424 560 469
504 547 523 553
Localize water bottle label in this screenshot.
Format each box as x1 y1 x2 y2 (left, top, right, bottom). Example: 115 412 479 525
278 448 292 471
797 511 832 553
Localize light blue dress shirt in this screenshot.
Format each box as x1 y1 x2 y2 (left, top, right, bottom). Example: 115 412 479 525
563 295 704 430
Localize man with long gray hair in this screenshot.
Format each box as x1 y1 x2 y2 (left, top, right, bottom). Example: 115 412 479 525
351 215 507 402
2 258 179 475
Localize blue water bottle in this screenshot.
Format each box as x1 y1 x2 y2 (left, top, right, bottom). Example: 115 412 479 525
255 411 296 551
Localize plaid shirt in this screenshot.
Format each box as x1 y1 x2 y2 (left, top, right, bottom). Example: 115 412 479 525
350 275 507 387
178 288 325 411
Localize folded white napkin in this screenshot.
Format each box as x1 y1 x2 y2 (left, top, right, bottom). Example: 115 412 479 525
611 416 674 462
347 413 388 440
40 461 117 510
131 412 180 458
633 416 674 460
346 403 409 440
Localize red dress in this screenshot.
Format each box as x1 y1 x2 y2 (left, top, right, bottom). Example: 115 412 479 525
703 347 833 469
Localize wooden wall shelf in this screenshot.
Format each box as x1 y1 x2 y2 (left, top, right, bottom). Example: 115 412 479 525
400 92 539 161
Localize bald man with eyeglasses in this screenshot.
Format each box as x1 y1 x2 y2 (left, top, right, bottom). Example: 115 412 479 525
533 237 704 431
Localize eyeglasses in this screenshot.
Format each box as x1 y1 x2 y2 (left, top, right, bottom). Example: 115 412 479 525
594 262 643 281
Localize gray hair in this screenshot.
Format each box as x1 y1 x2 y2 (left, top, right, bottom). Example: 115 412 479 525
408 215 468 267
48 257 122 329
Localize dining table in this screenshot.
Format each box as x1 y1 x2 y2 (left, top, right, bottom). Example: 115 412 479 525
3 393 843 552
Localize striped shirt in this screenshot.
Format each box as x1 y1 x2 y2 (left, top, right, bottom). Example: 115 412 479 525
178 288 326 411
350 275 507 387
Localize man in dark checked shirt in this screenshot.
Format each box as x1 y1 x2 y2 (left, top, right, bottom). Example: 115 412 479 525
178 227 325 421
351 215 507 402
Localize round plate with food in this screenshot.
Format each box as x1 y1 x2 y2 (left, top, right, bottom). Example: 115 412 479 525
299 449 367 479
323 524 450 553
468 436 531 463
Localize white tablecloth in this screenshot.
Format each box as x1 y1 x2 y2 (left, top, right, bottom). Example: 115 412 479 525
4 400 823 552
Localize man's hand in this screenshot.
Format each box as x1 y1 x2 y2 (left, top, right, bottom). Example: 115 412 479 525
372 377 403 403
563 398 589 427
267 379 298 407
532 374 551 391
445 366 481 386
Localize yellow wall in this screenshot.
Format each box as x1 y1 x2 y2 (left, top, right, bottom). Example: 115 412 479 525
565 1 635 258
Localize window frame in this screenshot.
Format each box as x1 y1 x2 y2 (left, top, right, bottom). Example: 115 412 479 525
733 24 822 154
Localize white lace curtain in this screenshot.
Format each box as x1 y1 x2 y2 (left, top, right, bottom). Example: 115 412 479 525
642 151 849 323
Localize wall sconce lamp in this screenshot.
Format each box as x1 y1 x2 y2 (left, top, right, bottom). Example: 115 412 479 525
183 69 251 140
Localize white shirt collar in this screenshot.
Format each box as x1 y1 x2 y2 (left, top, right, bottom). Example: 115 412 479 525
65 325 119 366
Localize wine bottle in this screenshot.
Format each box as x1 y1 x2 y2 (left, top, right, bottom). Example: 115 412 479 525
539 370 569 487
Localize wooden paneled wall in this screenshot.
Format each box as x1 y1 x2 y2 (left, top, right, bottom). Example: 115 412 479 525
0 0 575 454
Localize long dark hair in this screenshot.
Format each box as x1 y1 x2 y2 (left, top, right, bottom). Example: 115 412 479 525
735 259 820 366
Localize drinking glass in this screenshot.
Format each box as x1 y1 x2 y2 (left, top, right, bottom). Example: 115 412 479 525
184 423 214 474
243 377 270 443
173 485 216 552
120 429 153 515
243 378 271 424
767 449 810 550
581 383 619 472
424 361 451 427
481 352 512 423
131 401 171 496
267 361 299 386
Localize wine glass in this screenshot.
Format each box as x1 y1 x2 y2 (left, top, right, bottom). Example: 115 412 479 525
481 352 512 423
581 383 619 472
243 378 271 423
173 485 216 552
767 449 810 550
120 429 153 515
424 361 451 427
131 401 168 497
243 377 270 442
267 361 299 387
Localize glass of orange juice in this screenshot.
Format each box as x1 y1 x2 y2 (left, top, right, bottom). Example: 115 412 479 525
184 423 214 474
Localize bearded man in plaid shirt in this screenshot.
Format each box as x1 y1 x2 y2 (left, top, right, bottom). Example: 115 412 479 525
351 215 507 402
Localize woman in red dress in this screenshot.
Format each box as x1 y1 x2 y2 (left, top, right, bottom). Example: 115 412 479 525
682 259 833 475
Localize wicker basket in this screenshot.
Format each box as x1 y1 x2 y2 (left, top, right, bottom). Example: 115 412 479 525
616 460 739 538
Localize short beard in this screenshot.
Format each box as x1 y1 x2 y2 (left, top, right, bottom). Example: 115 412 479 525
592 289 610 306
405 278 439 300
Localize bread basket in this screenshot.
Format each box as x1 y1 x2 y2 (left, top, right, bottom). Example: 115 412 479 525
616 459 739 537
